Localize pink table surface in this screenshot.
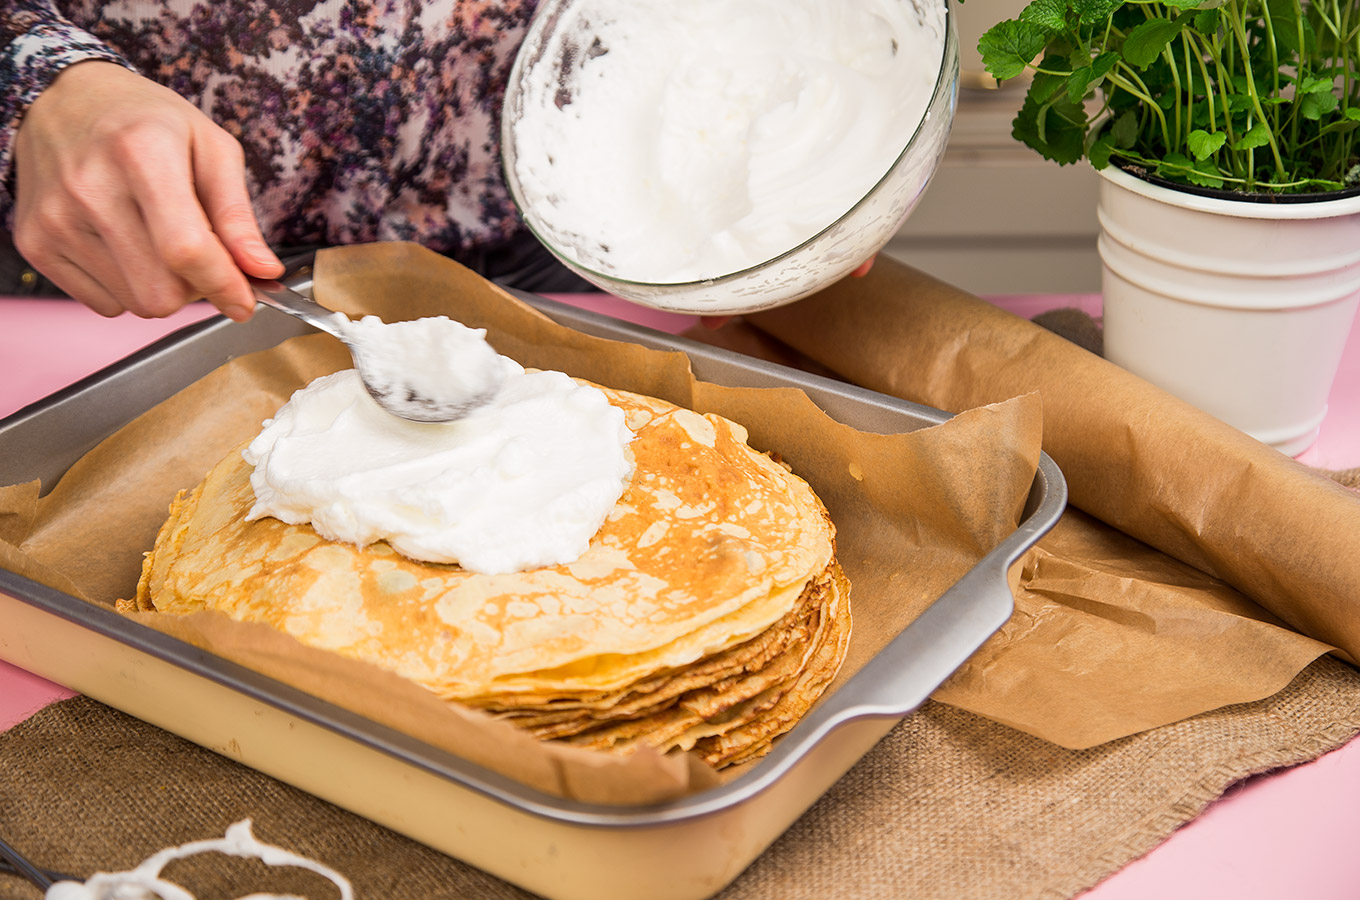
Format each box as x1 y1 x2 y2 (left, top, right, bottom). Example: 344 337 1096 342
2 292 1358 898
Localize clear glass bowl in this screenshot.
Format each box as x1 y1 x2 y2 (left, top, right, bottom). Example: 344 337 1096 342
501 0 959 315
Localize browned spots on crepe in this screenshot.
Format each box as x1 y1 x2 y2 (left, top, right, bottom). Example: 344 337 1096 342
129 383 850 768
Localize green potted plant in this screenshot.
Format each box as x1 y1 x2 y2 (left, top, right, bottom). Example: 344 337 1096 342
976 0 1360 455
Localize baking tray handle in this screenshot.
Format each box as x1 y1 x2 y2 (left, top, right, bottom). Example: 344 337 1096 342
714 549 1027 807
814 553 1013 726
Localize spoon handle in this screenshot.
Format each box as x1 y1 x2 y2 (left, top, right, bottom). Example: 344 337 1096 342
248 275 346 337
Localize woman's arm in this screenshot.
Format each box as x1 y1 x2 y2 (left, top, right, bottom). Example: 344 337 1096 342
1 3 282 318
0 1 133 217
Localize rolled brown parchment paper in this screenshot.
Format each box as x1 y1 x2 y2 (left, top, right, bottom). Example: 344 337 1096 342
748 257 1360 665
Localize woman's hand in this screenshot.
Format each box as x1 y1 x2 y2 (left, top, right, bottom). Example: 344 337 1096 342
848 256 876 280
12 61 282 320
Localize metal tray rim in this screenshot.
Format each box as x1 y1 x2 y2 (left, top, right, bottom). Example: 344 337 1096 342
0 288 1067 829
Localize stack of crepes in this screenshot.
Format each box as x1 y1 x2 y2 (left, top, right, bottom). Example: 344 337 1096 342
126 382 850 769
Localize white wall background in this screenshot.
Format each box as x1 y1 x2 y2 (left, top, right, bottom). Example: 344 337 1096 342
884 0 1103 295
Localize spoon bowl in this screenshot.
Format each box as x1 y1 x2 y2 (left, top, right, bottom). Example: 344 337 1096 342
247 276 503 424
348 345 504 424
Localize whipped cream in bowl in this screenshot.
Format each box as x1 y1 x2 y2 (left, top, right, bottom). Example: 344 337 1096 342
502 0 957 314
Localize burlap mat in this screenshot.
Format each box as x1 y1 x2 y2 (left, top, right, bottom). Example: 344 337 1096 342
4 654 1360 900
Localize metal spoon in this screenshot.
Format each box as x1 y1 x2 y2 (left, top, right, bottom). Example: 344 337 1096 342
247 275 502 423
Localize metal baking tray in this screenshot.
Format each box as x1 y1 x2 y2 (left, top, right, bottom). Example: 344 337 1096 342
0 273 1066 900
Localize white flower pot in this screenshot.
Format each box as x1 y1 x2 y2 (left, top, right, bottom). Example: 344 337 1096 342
1097 165 1360 456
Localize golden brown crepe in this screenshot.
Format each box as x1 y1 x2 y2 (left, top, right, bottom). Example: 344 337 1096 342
126 383 850 768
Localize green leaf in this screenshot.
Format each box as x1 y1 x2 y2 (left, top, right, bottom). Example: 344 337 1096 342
1091 51 1119 80
1061 53 1116 105
1156 152 1196 182
1028 69 1069 105
1231 121 1272 151
1346 108 1360 121
1013 92 1088 165
1065 66 1095 104
1071 0 1124 24
1300 91 1339 121
1297 76 1335 95
1060 49 1115 103
1193 8 1220 33
978 20 1049 81
1037 104 1055 143
1320 120 1360 136
1019 0 1067 33
1110 110 1138 148
1156 153 1223 189
1189 158 1224 189
1267 0 1314 57
1122 17 1185 69
1088 131 1116 169
1158 0 1201 9
1186 129 1227 160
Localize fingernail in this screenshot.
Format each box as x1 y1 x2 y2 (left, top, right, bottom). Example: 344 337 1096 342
223 304 253 322
247 241 281 268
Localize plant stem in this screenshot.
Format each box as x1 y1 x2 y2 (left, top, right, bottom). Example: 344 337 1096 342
1116 147 1344 191
1182 33 1193 149
1144 3 1184 150
1180 34 1202 149
1270 0 1299 155
1200 20 1246 178
1258 0 1282 113
1346 0 1359 179
1108 65 1172 150
1225 0 1288 180
1328 0 1350 183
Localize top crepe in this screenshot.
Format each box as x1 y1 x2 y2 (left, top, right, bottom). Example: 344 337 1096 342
131 383 840 710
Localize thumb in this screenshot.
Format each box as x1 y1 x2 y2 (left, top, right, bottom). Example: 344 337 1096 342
192 126 283 278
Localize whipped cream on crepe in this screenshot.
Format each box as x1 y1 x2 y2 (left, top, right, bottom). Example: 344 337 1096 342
509 0 947 284
243 342 634 575
45 819 352 900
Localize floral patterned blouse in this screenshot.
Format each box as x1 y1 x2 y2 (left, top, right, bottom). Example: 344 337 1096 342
0 0 540 265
